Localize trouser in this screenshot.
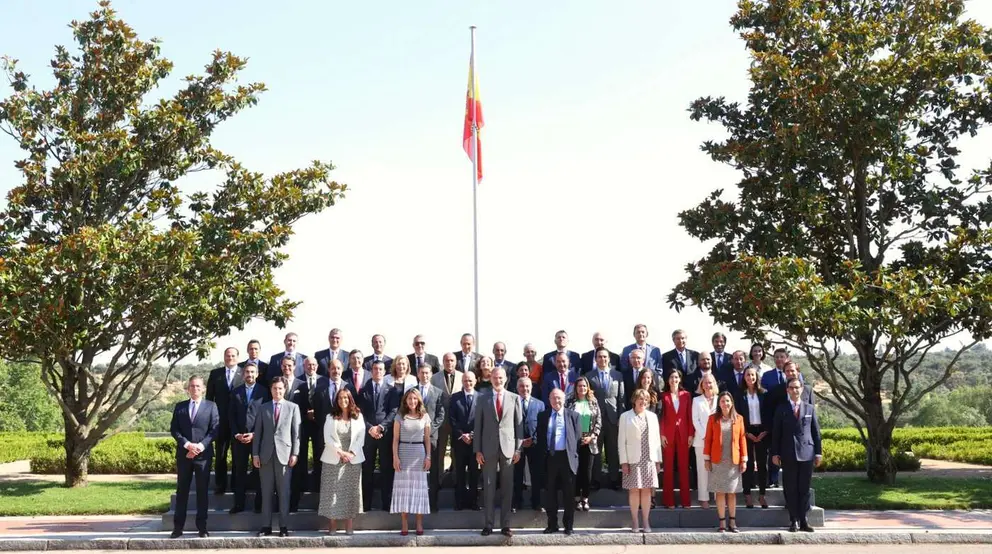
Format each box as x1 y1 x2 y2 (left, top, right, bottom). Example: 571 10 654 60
598 421 619 486
290 421 319 508
545 451 576 530
173 455 211 532
361 434 393 511
428 439 441 512
259 458 291 530
513 445 543 509
232 440 262 510
213 425 231 492
481 453 514 529
662 436 691 507
693 445 710 502
782 458 813 524
768 449 780 485
743 425 768 495
452 440 479 509
576 444 595 498
436 422 452 475
307 417 325 490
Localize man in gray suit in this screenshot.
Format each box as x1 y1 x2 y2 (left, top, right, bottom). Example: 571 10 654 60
584 346 625 490
415 362 446 512
474 367 523 537
252 377 301 537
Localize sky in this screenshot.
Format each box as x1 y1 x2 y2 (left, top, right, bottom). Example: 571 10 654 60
1 1 991 365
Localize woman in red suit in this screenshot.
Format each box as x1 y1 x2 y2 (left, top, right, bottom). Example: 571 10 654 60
660 369 694 508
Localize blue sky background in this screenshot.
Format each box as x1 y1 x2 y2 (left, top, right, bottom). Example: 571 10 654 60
1 1 990 363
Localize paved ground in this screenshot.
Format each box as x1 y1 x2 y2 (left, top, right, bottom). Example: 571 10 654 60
7 546 992 553
819 458 992 479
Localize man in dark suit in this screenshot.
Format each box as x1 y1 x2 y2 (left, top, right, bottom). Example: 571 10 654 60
314 359 347 432
541 351 577 401
536 388 580 535
358 360 399 511
660 328 700 382
314 328 349 376
580 332 621 373
414 361 447 512
267 332 307 382
296 356 327 504
723 350 749 397
761 347 793 391
623 348 649 406
240 339 271 388
448 371 481 511
407 334 442 375
228 362 269 514
584 347 625 489
620 324 662 374
342 349 371 396
710 332 734 373
541 330 581 376
362 334 393 372
513 377 545 512
205 347 243 495
685 352 727 397
455 333 482 377
169 376 220 538
771 378 822 533
492 341 515 377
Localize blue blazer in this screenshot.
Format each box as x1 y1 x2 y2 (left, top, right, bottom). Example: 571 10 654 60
770 401 822 463
519 397 545 444
541 368 577 401
362 354 394 373
760 368 789 391
535 408 580 474
620 343 661 371
313 349 349 376
541 350 581 375
267 352 307 380
448 390 479 438
228 384 270 435
711 351 734 373
170 399 220 461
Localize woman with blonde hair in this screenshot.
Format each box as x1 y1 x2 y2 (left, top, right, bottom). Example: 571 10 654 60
619 388 662 533
390 388 431 535
385 355 417 393
565 376 601 511
691 372 719 509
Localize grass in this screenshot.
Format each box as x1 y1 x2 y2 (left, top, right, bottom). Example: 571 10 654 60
813 475 992 510
0 480 173 516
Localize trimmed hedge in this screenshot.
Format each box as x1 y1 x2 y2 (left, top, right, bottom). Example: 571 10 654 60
0 433 61 464
822 427 992 467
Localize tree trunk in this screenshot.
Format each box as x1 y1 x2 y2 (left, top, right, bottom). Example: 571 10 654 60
63 426 92 488
864 404 896 484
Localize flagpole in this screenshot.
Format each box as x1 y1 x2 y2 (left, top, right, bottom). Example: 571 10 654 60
469 25 480 345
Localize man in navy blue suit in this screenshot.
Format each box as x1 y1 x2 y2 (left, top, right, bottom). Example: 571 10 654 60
541 352 577 401
448 371 481 510
536 388 580 535
771 378 822 533
513 377 545 512
314 328 349 376
760 347 792 391
342 349 371 396
621 323 662 373
541 330 581 375
709 332 734 373
362 334 393 372
170 375 220 538
358 360 399 511
660 328 699 382
267 332 307 382
239 339 270 388
579 332 621 373
295 356 327 505
228 362 269 514
205 347 243 495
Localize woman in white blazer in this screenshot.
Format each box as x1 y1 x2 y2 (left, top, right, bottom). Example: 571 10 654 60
618 388 663 533
691 372 720 509
317 388 366 535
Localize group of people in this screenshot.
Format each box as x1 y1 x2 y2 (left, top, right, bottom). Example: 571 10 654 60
169 325 823 538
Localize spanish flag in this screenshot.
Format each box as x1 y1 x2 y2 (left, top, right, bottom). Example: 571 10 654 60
463 52 484 182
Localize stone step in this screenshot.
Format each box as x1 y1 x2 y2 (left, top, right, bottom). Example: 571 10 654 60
164 506 824 532
170 488 809 511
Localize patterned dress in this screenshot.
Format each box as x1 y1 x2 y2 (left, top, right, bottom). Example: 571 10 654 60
622 412 659 490
708 418 743 493
390 414 431 514
318 418 363 519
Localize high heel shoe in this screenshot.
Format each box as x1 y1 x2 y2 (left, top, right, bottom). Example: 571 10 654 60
745 494 754 509
728 517 739 533
759 495 768 509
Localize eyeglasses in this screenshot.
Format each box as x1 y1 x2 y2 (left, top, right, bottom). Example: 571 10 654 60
414 341 426 346
788 385 803 390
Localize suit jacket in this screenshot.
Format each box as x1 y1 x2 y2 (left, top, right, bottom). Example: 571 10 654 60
564 396 603 454
407 353 443 374
535 408 581 474
541 367 577 401
620 343 661 371
735 389 769 431
431 369 464 399
321 414 367 465
206 367 243 431
362 354 393 372
252 399 301 465
448 390 479 439
686 369 729 397
314 348 349 376
342 367 372 396
170 399 220 461
454 351 482 377
298 374 328 419
494 359 516 379
760 368 790 391
473 389 523 459
281 377 308 416
239 359 271 386
228 383 270 436
711 351 734 373
313 379 347 428
414 382 447 446
660 348 700 381
541 350 581 376
267 352 307 380
518 396 545 444
584 367 625 424
660 390 694 442
722 368 748 397
703 413 747 464
770 401 822 463
580 350 621 374
357 380 399 433
764 382 814 426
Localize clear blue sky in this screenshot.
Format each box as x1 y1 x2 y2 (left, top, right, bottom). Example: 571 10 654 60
1 1 990 363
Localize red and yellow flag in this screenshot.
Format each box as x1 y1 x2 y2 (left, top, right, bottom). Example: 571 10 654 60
462 56 484 182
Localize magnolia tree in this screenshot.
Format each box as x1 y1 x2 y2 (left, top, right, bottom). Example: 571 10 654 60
0 2 346 486
670 0 992 483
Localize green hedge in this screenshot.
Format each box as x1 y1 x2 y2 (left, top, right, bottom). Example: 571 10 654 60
29 433 176 474
0 433 61 464
822 427 992 466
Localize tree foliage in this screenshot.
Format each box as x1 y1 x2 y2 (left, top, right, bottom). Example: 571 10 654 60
670 0 992 482
0 1 346 485
0 360 63 432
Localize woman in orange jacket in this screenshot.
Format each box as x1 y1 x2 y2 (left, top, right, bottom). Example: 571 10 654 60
703 391 748 532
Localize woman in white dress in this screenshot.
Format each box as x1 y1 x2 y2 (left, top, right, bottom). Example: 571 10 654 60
390 388 431 535
691 372 719 509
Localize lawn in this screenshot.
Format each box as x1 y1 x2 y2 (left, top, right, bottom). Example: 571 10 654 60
813 475 992 510
0 480 173 516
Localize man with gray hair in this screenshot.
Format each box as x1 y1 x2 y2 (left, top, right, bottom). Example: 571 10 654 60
513 376 545 512
474 366 523 536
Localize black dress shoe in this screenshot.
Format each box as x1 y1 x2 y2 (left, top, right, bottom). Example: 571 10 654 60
279 527 289 537
564 528 573 535
169 530 183 539
198 531 209 538
481 527 492 536
258 527 272 537
214 488 226 495
253 507 262 514
229 507 244 514
800 523 815 533
501 527 513 537
543 527 558 534
788 522 798 533
289 506 299 513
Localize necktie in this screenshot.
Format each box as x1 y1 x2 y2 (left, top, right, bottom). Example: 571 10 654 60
274 402 280 423
549 412 558 451
778 371 784 385
737 372 742 386
420 385 426 399
308 377 315 400
329 382 336 401
680 351 686 369
600 371 608 390
467 394 474 411
559 370 567 389
417 356 423 369
462 356 469 371
794 403 800 419
446 373 453 393
246 386 253 400
374 382 379 399
190 401 198 422
226 369 233 388
496 392 503 419
522 399 528 413
354 372 361 393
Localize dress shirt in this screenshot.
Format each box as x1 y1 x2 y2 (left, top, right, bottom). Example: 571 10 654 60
714 351 726 368
746 392 761 425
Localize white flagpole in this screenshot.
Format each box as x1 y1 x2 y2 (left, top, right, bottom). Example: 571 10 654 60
470 25 480 345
